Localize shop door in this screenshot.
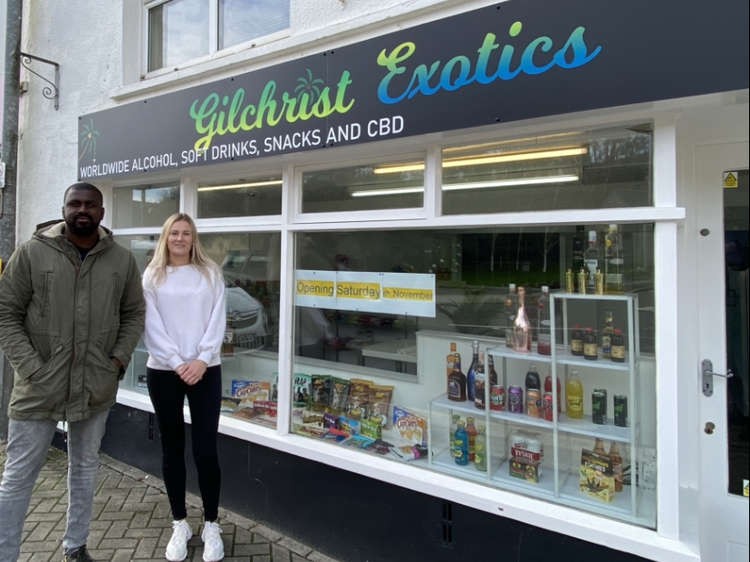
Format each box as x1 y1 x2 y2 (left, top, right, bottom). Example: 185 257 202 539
696 142 749 562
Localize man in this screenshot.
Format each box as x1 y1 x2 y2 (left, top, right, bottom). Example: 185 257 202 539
0 182 145 562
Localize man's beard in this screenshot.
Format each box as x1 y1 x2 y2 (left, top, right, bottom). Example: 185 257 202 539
66 215 99 236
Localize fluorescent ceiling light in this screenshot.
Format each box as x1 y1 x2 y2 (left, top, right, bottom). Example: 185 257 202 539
443 174 579 190
350 174 579 197
197 179 282 192
373 146 588 174
351 186 425 197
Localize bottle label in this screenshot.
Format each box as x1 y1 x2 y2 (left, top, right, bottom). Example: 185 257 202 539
601 335 612 356
584 342 597 357
571 339 583 353
612 345 625 359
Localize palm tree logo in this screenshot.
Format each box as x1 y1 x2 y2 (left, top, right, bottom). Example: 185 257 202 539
79 118 100 162
294 68 325 103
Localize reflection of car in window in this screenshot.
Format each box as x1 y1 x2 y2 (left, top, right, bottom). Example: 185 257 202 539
222 255 269 351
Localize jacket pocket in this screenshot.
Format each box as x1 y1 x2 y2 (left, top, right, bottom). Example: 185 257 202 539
85 346 120 408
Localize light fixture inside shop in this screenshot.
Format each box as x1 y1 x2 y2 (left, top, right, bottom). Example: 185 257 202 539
197 179 282 192
350 173 579 197
373 146 588 175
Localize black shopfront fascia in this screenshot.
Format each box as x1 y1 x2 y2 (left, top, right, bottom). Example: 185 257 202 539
78 0 748 181
85 1 748 560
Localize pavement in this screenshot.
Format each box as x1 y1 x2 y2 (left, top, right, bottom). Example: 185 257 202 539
0 440 340 562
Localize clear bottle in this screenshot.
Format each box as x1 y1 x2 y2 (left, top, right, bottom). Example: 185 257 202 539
466 340 480 402
601 311 615 359
566 371 584 419
504 284 517 348
473 352 487 410
513 286 532 352
474 424 487 472
466 417 478 462
584 230 600 292
605 224 624 294
453 421 469 466
537 285 551 355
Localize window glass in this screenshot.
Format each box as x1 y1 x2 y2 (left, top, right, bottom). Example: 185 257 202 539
442 126 652 214
291 225 656 527
219 0 289 49
197 175 282 218
302 159 424 213
148 0 209 71
112 184 179 228
115 232 281 430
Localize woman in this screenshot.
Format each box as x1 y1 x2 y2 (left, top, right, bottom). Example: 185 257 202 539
142 213 226 562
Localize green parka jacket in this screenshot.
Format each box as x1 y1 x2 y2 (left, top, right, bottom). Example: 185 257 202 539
0 221 145 421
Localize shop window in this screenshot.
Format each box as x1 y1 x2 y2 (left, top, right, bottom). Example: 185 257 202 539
301 159 425 213
115 231 281 429
147 0 289 72
112 183 179 228
441 126 652 214
197 175 282 218
291 224 656 528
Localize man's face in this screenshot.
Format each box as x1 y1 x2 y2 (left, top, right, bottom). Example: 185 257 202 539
63 189 104 237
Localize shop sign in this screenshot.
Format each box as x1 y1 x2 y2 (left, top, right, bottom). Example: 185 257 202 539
78 0 748 180
295 270 436 317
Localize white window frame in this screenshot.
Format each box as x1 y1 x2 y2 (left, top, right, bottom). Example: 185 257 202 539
141 0 290 79
111 102 692 561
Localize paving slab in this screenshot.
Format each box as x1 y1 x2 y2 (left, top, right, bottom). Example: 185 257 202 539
1 440 341 562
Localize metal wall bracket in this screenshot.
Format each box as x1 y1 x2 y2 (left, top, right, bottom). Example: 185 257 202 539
19 52 60 110
702 359 734 397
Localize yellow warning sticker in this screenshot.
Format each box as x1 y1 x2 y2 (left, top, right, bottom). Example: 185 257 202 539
383 287 434 301
336 282 380 300
743 479 749 497
723 171 738 188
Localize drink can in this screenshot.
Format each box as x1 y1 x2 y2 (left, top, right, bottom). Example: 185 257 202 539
526 388 541 418
543 392 554 421
508 386 523 413
614 395 628 427
490 385 505 411
592 388 607 424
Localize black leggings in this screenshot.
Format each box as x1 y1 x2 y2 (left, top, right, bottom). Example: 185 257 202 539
147 366 222 522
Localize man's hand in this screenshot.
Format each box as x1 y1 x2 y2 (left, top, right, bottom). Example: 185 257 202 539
175 360 207 386
110 357 124 372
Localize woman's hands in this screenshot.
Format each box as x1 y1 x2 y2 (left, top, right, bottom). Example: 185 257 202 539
176 360 207 385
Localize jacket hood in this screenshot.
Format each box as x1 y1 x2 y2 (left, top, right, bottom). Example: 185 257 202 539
34 219 113 241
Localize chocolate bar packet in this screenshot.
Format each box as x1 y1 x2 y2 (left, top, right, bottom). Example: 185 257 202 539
311 374 332 411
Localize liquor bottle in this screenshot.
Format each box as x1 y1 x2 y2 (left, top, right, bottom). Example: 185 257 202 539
466 417 478 462
601 311 615 359
544 374 561 414
605 224 624 294
565 268 575 293
584 230 600 292
566 371 584 419
447 344 467 402
446 342 458 378
504 284 517 348
583 328 598 361
474 425 487 472
572 225 585 274
537 285 551 355
466 340 480 402
487 353 499 387
611 329 626 363
525 363 541 393
609 441 624 492
570 324 584 356
453 421 469 466
513 286 532 352
577 268 587 294
474 352 487 410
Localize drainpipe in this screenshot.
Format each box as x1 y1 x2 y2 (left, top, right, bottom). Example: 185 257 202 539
0 0 22 440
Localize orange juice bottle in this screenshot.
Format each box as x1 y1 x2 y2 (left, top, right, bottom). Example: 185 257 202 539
565 371 584 419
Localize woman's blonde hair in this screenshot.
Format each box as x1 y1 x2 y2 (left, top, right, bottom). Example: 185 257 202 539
145 213 220 287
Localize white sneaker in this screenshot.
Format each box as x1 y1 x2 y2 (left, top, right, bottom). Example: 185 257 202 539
201 521 224 561
166 519 192 562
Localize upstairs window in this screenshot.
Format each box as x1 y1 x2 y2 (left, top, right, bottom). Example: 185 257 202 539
147 0 290 72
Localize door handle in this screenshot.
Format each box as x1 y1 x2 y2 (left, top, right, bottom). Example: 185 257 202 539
702 359 734 397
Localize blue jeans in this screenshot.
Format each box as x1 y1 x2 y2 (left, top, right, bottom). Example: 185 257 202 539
0 409 109 561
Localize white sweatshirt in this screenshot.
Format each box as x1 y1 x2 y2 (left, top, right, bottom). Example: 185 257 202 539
143 265 226 371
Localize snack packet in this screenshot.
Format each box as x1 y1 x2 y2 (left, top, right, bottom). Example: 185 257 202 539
392 406 428 447
330 377 351 413
346 379 372 420
311 374 332 411
368 384 394 426
293 373 312 407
